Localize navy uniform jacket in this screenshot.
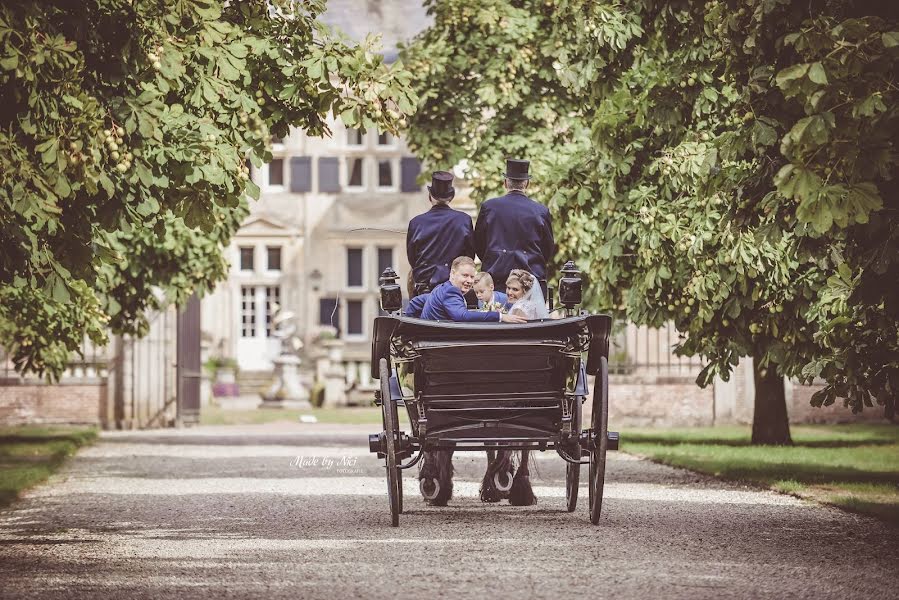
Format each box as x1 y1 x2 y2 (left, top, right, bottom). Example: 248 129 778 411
421 281 501 322
407 203 475 290
474 191 555 288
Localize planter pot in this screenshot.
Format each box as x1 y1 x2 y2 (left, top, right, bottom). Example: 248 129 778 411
212 367 239 397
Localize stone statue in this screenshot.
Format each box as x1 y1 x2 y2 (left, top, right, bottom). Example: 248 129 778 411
260 304 310 409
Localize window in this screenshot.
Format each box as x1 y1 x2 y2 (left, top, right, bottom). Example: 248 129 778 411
377 247 393 276
346 157 364 188
377 159 394 188
268 158 284 187
265 286 281 337
346 248 363 287
289 156 312 193
346 128 364 146
318 157 340 193
266 246 282 271
239 247 254 271
240 286 256 337
377 131 394 146
319 297 340 334
347 300 363 336
400 157 422 192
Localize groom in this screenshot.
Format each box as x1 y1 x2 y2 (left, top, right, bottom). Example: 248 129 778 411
421 256 525 323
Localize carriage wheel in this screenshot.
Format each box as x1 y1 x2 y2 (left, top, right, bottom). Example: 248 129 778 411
378 377 403 514
566 461 580 512
566 394 582 512
390 393 404 514
588 356 609 525
380 358 400 527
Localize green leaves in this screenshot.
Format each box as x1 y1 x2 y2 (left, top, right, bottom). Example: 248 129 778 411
807 62 828 85
0 0 414 379
782 112 834 153
405 0 897 416
775 164 820 201
775 62 828 98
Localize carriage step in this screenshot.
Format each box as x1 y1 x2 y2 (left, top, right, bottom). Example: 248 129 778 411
578 430 620 451
607 431 619 451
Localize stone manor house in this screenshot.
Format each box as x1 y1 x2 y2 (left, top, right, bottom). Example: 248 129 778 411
201 122 429 393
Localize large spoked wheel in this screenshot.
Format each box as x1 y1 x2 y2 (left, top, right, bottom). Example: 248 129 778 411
380 358 400 527
565 395 582 512
390 390 403 514
588 356 609 525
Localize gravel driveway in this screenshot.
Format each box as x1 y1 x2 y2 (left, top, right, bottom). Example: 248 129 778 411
0 424 895 599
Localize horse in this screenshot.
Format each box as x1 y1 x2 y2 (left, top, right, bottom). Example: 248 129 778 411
418 449 536 506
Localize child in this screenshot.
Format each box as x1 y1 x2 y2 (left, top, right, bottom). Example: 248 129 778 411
473 272 509 312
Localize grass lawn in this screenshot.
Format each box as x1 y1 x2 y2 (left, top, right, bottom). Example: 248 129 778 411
200 405 382 426
0 425 98 508
622 424 899 524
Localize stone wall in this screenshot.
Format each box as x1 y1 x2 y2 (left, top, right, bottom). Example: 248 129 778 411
786 380 883 424
0 379 106 427
608 376 715 427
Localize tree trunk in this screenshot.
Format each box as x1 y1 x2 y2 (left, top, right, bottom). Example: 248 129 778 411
751 361 793 445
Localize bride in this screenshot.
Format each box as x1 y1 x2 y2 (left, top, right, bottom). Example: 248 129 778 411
505 269 549 320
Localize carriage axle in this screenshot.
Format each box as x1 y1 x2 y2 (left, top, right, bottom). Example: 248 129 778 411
369 430 619 455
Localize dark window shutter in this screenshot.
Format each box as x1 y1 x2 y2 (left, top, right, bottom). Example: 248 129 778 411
239 247 254 271
377 247 393 275
266 247 282 270
269 158 284 186
400 157 422 192
289 156 311 193
318 157 340 193
347 248 363 287
347 300 363 335
319 297 340 334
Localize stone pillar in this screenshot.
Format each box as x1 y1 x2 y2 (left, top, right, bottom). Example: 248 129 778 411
712 374 736 424
260 354 311 409
322 339 347 407
311 347 329 385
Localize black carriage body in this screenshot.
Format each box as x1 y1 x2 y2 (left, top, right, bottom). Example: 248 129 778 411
371 315 611 452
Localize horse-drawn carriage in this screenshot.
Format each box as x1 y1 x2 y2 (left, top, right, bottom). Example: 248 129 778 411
368 263 618 526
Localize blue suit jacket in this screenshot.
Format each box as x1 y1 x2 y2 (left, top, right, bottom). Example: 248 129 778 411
477 291 509 309
404 293 429 318
421 281 501 322
407 203 475 289
474 191 555 287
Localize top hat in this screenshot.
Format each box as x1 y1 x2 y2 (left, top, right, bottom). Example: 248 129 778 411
427 171 455 201
503 158 531 180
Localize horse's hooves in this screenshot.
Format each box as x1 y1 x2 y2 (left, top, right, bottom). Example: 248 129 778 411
493 471 513 492
420 478 440 500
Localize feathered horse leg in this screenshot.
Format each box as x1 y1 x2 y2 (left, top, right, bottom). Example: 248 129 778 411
419 449 454 506
480 449 514 502
509 450 537 506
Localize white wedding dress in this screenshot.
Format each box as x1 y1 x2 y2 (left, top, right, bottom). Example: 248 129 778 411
509 276 550 320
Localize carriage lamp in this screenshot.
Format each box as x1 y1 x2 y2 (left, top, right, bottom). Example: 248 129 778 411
309 268 322 292
379 267 403 314
558 260 583 310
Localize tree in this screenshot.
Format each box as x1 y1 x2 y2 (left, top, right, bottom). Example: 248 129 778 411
403 0 898 444
0 0 416 378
